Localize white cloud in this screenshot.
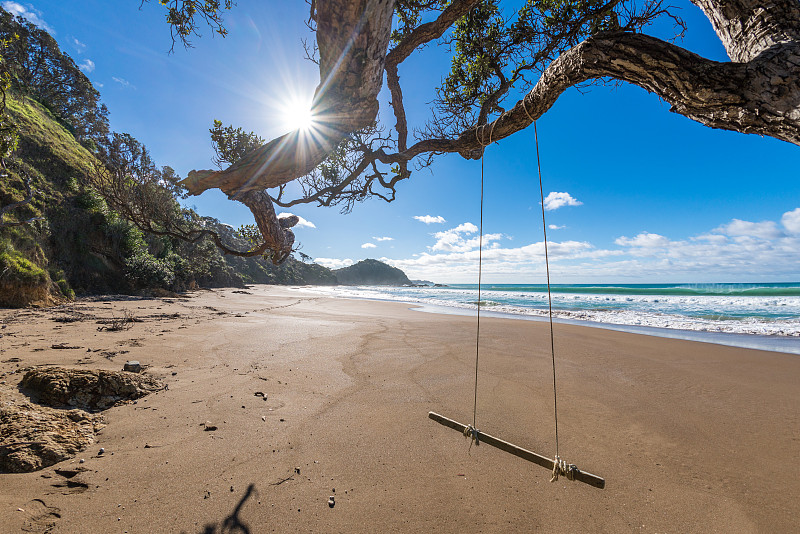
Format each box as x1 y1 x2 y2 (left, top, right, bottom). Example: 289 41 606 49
414 215 446 224
543 192 582 211
112 76 132 88
548 224 565 230
333 208 800 283
78 59 95 73
277 212 316 229
314 258 353 269
72 37 86 53
430 222 497 253
615 232 670 248
435 222 477 236
692 233 728 244
361 243 377 249
781 208 800 235
2 2 54 34
714 219 784 239
383 239 611 282
373 236 393 242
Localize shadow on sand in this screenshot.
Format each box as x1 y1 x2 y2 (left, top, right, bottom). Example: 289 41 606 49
191 484 256 534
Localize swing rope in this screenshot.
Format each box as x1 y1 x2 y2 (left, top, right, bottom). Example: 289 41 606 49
473 150 485 434
467 121 495 446
427 114 604 489
532 120 576 482
533 121 560 458
473 115 574 479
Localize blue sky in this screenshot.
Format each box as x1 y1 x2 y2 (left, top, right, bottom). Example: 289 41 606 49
6 1 799 283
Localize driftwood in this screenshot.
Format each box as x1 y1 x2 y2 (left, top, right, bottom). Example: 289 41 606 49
429 411 605 489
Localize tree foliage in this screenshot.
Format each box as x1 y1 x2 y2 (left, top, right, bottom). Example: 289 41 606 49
89 132 270 259
0 32 19 161
0 7 109 148
144 0 235 51
209 119 264 169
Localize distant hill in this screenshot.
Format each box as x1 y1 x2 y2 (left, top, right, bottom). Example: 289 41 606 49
334 259 411 286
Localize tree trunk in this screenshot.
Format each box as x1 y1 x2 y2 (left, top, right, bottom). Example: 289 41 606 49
691 0 800 62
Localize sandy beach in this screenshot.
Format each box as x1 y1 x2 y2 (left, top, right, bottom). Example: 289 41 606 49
1 285 798 533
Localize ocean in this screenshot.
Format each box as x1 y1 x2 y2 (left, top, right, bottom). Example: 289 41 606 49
294 283 800 354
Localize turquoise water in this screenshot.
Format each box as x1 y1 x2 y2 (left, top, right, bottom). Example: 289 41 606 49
298 282 800 338
448 283 800 298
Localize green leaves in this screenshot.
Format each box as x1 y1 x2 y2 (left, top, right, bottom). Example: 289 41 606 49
147 0 235 50
208 119 265 168
432 0 663 135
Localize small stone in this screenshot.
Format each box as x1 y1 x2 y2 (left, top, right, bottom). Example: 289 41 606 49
17 508 24 512
123 361 142 373
203 422 218 431
99 448 105 454
171 372 177 376
79 458 85 464
327 496 335 508
261 416 266 421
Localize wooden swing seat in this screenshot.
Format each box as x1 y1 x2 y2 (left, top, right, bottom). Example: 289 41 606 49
429 412 605 489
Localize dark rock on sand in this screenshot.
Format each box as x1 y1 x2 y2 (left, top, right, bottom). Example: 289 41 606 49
0 402 104 473
20 367 164 410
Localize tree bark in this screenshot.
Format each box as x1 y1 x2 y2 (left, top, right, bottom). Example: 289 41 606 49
234 189 296 263
447 31 800 155
690 0 800 62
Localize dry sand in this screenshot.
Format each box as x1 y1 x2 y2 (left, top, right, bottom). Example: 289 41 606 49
0 285 798 533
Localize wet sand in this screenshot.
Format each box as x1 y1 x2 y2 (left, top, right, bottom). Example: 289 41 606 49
0 285 798 533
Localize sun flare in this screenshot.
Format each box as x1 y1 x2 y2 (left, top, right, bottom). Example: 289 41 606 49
282 96 315 132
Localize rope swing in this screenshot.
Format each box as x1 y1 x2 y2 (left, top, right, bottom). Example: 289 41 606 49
428 116 605 490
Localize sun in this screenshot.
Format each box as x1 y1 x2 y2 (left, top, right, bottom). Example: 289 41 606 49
282 96 315 132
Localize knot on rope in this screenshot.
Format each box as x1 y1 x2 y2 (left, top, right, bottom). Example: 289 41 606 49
463 424 480 448
550 456 577 483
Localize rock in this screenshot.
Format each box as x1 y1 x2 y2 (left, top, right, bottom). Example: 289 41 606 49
327 496 335 508
0 402 104 473
203 422 218 432
123 361 142 373
21 367 164 411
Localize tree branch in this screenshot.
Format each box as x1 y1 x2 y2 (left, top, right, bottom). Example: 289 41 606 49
398 31 800 157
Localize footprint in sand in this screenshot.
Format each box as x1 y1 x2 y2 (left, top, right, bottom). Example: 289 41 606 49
20 498 61 533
